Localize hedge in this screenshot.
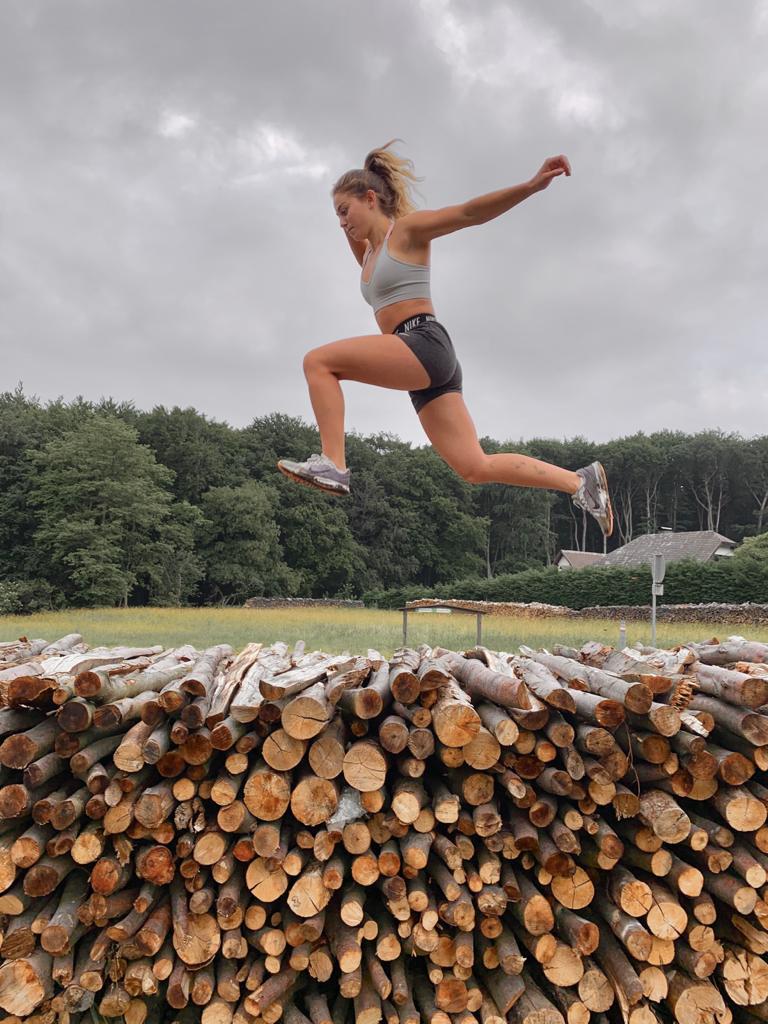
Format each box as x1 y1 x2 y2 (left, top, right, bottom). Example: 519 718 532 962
363 558 768 611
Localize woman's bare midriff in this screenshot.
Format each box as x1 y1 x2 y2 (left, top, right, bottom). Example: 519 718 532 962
376 298 436 336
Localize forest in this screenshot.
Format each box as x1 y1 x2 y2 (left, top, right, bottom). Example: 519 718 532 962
1 384 767 610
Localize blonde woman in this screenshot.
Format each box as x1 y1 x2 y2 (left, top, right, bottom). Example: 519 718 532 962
278 140 613 537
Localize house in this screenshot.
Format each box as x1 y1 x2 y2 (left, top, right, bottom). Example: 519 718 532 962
555 550 606 571
601 530 736 568
555 531 736 571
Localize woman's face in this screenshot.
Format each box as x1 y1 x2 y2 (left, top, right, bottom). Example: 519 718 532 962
333 191 373 240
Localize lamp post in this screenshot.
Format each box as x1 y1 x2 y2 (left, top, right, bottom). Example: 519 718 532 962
651 553 666 647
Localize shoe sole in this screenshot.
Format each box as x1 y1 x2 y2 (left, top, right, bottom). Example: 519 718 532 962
277 463 349 496
594 461 614 538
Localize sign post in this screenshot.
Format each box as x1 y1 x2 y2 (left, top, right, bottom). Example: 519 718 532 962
651 553 666 647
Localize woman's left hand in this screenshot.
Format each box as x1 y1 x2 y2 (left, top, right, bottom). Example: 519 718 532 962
530 155 572 192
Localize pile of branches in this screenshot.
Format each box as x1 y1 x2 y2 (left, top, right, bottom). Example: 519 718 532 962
1 631 768 1024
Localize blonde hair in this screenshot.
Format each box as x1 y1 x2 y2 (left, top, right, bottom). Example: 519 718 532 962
331 138 424 219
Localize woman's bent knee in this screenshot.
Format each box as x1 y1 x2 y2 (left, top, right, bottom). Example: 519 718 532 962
303 348 325 376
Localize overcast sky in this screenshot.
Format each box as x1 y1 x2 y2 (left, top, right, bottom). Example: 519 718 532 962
2 1 767 452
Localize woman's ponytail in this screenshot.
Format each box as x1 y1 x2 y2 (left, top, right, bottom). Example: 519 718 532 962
332 139 424 219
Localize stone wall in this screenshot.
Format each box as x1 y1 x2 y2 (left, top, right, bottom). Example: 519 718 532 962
577 602 768 624
405 597 768 624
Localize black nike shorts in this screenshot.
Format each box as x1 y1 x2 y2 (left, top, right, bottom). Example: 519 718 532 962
393 313 463 413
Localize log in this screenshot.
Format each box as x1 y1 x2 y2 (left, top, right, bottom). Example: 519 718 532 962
291 774 340 826
719 943 768 1005
339 663 390 720
688 694 768 746
550 866 594 911
282 681 335 740
39 870 87 955
440 653 542 721
693 663 768 709
527 652 653 714
476 966 525 1015
645 879 688 940
637 790 691 844
578 959 615 1013
665 969 731 1024
431 677 482 747
685 639 768 665
713 785 768 832
0 717 58 769
343 741 388 792
598 901 654 960
0 949 53 1015
515 659 577 714
609 865 653 917
475 702 519 746
309 717 346 778
242 760 291 821
592 928 644 1015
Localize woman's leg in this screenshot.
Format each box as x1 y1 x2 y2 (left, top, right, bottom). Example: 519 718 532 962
302 334 430 469
417 392 580 494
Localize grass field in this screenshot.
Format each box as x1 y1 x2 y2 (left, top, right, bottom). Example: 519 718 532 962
2 606 766 658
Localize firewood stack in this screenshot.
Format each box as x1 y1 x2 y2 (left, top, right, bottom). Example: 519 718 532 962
1 631 768 1024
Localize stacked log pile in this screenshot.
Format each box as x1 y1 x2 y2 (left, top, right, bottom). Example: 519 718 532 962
1 631 768 1024
404 599 576 619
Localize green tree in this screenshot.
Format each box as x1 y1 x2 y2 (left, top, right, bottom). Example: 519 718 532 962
137 499 207 606
471 437 554 575
0 383 64 579
741 437 768 535
242 412 323 480
25 416 182 606
671 431 741 534
597 433 672 545
428 494 487 584
342 432 421 590
197 481 299 604
367 444 486 588
134 405 249 505
649 430 691 532
526 436 597 553
732 531 768 566
275 485 370 597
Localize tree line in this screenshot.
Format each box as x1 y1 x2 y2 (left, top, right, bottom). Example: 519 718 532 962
1 384 766 610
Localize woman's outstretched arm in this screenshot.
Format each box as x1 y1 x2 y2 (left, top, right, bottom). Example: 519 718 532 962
466 154 571 223
403 154 571 242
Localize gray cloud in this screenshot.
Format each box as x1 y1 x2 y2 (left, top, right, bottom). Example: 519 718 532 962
2 0 766 449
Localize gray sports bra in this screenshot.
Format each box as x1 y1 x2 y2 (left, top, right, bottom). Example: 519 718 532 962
360 221 431 313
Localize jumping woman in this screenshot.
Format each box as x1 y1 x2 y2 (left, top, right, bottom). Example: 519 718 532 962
278 140 613 538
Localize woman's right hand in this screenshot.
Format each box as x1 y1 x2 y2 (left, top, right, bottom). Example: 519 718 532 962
530 155 572 192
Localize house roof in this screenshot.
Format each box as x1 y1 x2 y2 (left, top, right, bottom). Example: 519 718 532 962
602 531 735 567
556 550 606 569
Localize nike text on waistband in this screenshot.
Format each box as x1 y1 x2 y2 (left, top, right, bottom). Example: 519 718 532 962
396 314 437 333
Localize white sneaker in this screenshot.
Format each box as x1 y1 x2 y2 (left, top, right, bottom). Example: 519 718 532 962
572 461 614 538
277 453 351 496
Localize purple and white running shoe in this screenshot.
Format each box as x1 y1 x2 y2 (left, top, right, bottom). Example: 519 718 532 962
277 453 351 496
572 460 614 538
